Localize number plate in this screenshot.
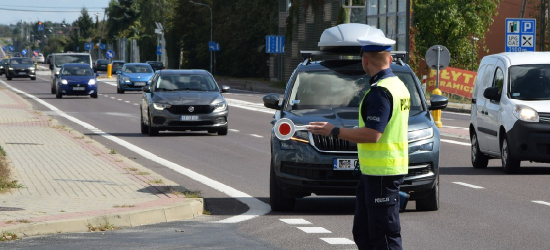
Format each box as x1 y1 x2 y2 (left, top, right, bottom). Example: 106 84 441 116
134 81 146 86
180 115 198 121
333 158 358 170
18 72 27 75
73 87 85 91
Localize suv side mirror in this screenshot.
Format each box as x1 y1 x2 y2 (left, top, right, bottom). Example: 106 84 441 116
483 86 501 101
142 86 151 93
428 94 449 111
263 93 281 110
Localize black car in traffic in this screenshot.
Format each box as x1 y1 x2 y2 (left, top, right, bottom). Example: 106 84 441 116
5 57 36 80
146 61 165 71
93 59 109 72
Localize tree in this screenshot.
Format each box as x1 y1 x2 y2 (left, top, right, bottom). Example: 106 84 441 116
106 0 140 41
412 0 500 73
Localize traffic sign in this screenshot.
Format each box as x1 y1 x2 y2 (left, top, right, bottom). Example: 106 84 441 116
22 49 27 56
99 43 106 50
84 43 92 50
157 46 162 55
505 18 536 52
8 45 14 51
208 41 220 52
266 35 285 54
106 50 114 59
37 22 44 31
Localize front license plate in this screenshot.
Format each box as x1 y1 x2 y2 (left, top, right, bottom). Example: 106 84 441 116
134 82 146 86
180 115 198 121
18 72 26 75
333 158 358 170
73 87 85 91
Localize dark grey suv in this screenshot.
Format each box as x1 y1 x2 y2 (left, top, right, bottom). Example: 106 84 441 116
263 51 448 212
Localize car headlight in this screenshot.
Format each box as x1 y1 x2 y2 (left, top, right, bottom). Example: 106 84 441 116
153 103 171 110
29 67 35 70
88 79 96 85
9 67 13 70
61 79 68 85
55 70 60 75
123 77 130 83
408 127 433 143
213 101 228 112
513 104 538 122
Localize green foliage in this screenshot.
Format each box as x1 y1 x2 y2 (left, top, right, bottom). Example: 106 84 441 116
412 0 500 73
106 0 140 41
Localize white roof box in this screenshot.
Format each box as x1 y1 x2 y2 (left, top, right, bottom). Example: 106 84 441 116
318 23 384 53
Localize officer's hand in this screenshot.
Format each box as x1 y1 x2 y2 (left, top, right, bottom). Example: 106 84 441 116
307 122 334 136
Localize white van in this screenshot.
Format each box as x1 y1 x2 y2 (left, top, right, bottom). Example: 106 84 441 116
50 53 93 94
470 52 550 173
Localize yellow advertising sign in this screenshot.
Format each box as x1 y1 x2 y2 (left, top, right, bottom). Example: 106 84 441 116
426 67 477 99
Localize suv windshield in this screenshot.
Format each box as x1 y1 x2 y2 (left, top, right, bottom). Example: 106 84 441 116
287 62 424 115
509 64 550 100
55 55 90 67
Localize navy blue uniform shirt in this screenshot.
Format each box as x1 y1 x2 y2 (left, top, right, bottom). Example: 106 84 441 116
361 68 394 133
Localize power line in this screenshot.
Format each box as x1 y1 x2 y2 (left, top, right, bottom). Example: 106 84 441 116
0 4 107 10
0 7 104 13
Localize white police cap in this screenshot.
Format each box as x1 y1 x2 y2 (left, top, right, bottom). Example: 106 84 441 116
357 26 395 52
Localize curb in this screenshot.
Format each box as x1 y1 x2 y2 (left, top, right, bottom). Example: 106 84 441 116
2 199 203 237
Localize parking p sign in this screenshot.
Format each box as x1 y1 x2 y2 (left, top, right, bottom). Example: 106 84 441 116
506 18 536 52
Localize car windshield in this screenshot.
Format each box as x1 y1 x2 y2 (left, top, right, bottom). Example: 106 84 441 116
155 74 218 91
62 66 93 76
509 65 550 100
287 65 423 116
97 60 108 64
55 55 90 67
10 58 33 64
124 65 153 73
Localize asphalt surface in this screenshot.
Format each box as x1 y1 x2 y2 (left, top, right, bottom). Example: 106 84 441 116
0 66 471 239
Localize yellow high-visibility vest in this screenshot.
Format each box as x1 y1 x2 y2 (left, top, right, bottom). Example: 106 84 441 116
358 76 410 176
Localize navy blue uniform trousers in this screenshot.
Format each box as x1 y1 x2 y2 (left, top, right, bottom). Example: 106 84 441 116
353 174 404 250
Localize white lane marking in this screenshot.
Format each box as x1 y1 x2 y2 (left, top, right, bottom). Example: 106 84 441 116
442 125 469 130
532 200 550 206
1 81 270 224
453 182 484 189
250 134 262 138
441 139 470 146
226 98 274 114
280 218 312 225
320 238 355 245
298 227 331 233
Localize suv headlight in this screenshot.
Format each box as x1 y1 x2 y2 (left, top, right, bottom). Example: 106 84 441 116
408 127 433 143
88 79 96 85
153 103 171 110
213 101 228 112
29 67 35 71
513 104 539 122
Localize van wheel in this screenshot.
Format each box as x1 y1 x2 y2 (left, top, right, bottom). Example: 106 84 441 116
471 132 488 168
416 176 439 211
501 135 520 174
270 162 295 212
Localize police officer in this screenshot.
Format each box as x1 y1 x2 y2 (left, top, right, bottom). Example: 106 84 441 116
307 27 410 250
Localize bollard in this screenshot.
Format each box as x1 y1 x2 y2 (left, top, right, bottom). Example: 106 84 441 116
107 64 112 78
34 62 38 70
431 88 443 128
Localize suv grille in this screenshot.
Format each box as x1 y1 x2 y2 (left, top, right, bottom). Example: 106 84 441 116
167 105 213 115
539 112 550 123
312 134 357 152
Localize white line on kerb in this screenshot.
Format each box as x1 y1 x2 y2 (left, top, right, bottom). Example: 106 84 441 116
453 182 484 189
532 200 550 207
1 81 271 224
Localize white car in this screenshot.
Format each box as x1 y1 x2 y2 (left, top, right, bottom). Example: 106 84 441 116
470 52 550 173
33 53 45 63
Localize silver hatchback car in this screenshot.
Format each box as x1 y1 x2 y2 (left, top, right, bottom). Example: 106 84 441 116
140 69 230 136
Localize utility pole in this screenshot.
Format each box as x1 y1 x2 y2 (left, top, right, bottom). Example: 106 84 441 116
189 0 213 73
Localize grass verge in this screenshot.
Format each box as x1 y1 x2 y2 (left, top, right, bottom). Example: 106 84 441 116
0 146 22 192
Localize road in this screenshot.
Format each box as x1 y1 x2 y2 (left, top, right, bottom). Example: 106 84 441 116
3 70 550 249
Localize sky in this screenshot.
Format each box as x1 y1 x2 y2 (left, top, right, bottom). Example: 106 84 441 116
0 0 112 25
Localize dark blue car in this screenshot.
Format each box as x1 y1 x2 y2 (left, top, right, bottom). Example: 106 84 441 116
54 63 99 99
116 63 154 93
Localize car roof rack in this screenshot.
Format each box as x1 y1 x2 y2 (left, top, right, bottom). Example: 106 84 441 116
301 50 408 66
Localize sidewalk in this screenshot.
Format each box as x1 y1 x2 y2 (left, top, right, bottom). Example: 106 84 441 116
0 85 203 238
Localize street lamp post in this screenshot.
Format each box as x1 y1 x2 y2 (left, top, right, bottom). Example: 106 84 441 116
472 36 479 71
189 0 213 73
